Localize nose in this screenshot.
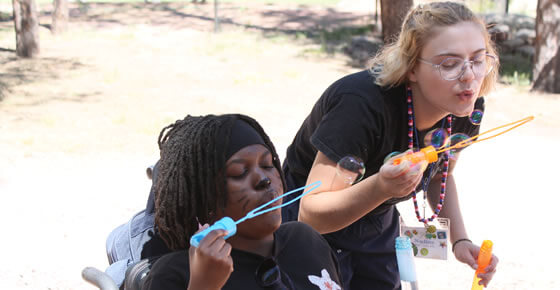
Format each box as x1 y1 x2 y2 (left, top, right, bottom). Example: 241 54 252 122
255 173 272 190
459 61 475 82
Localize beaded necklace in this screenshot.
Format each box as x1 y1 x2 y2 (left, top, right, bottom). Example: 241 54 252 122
407 86 452 224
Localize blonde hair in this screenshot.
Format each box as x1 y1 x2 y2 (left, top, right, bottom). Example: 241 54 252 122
369 1 499 96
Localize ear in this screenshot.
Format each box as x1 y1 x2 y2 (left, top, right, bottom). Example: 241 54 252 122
408 65 419 83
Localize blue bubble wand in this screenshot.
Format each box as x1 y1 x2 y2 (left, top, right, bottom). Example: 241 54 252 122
190 181 322 247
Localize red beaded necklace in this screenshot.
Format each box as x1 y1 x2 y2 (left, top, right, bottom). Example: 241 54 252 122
407 86 452 224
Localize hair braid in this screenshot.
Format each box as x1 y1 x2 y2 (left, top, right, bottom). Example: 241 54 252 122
153 114 285 250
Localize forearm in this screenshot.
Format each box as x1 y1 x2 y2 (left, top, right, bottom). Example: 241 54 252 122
427 174 468 243
299 173 391 234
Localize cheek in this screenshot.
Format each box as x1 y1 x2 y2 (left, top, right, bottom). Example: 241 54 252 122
271 170 282 188
225 185 253 215
420 74 452 97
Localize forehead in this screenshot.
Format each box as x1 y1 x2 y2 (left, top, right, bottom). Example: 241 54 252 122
421 21 486 57
226 144 270 163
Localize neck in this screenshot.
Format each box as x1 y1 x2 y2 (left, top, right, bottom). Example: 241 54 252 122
409 84 448 131
228 234 275 257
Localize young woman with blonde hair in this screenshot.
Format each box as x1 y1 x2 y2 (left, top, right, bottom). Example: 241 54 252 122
282 2 499 289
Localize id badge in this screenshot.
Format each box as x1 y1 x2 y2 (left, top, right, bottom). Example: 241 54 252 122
399 217 450 260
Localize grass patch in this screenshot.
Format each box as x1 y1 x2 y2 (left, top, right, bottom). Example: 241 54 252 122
264 24 376 56
311 24 376 54
499 53 532 86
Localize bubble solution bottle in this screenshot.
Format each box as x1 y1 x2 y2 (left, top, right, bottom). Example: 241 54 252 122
392 146 438 166
471 240 493 290
395 236 419 290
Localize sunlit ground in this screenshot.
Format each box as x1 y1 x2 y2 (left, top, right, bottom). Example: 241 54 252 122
0 0 557 289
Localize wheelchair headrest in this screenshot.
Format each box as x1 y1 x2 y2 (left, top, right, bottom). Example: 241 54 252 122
145 160 159 215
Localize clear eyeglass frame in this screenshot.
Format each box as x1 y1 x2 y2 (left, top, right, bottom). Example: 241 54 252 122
418 54 497 81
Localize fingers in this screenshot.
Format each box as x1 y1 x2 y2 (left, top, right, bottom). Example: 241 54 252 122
453 242 477 270
379 158 425 198
380 159 411 178
195 223 210 234
478 254 499 286
199 229 229 252
485 254 499 272
191 228 232 269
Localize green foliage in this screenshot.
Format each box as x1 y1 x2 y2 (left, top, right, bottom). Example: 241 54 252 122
465 0 497 13
316 25 375 54
499 53 532 87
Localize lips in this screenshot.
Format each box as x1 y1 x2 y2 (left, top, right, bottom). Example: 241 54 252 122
257 189 282 209
457 90 474 101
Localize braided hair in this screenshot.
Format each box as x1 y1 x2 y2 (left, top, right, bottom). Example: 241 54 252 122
154 114 285 250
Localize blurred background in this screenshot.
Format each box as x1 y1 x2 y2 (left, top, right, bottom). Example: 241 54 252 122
1 0 558 289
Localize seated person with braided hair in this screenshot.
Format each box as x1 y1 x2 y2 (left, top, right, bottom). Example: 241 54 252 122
142 114 342 290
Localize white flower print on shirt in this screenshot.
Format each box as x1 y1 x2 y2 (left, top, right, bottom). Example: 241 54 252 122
308 269 341 290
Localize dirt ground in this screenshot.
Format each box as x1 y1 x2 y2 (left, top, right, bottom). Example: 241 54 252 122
1 1 559 289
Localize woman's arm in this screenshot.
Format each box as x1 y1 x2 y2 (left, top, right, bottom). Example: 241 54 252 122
427 157 499 287
299 151 426 234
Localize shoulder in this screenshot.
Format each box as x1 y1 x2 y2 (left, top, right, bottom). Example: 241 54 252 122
315 71 389 120
274 223 342 288
324 70 381 99
476 96 485 109
275 222 331 250
152 249 188 266
142 251 189 290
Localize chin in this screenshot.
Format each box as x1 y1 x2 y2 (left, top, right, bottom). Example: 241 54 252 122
452 102 477 117
244 210 282 238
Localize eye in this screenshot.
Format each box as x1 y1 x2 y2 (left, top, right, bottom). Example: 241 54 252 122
226 166 247 179
259 152 275 169
260 159 275 170
441 58 462 69
262 164 275 170
472 55 486 64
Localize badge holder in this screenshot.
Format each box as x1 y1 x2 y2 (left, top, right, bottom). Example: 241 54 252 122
399 217 450 260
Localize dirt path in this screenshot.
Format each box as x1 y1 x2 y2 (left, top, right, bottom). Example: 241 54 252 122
0 2 559 289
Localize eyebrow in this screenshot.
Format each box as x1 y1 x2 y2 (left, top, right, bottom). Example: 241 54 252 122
433 48 487 58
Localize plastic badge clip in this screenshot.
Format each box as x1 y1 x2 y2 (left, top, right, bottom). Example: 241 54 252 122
190 181 322 247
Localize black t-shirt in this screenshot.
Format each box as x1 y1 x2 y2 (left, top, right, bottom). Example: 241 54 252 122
142 222 342 290
283 70 484 216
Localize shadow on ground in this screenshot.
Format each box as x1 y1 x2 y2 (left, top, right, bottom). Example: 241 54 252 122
63 2 380 54
0 54 88 104
0 2 379 103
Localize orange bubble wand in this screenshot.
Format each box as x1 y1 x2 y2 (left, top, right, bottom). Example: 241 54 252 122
393 116 534 165
471 240 493 290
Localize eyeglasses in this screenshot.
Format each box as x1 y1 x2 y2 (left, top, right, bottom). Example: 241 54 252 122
418 54 496 81
255 258 293 289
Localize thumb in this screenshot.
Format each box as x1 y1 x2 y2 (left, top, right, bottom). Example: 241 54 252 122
457 246 478 270
465 254 478 270
381 160 410 178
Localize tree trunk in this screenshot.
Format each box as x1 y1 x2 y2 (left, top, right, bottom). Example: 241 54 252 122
532 0 560 93
379 0 413 44
12 0 40 57
52 0 68 34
